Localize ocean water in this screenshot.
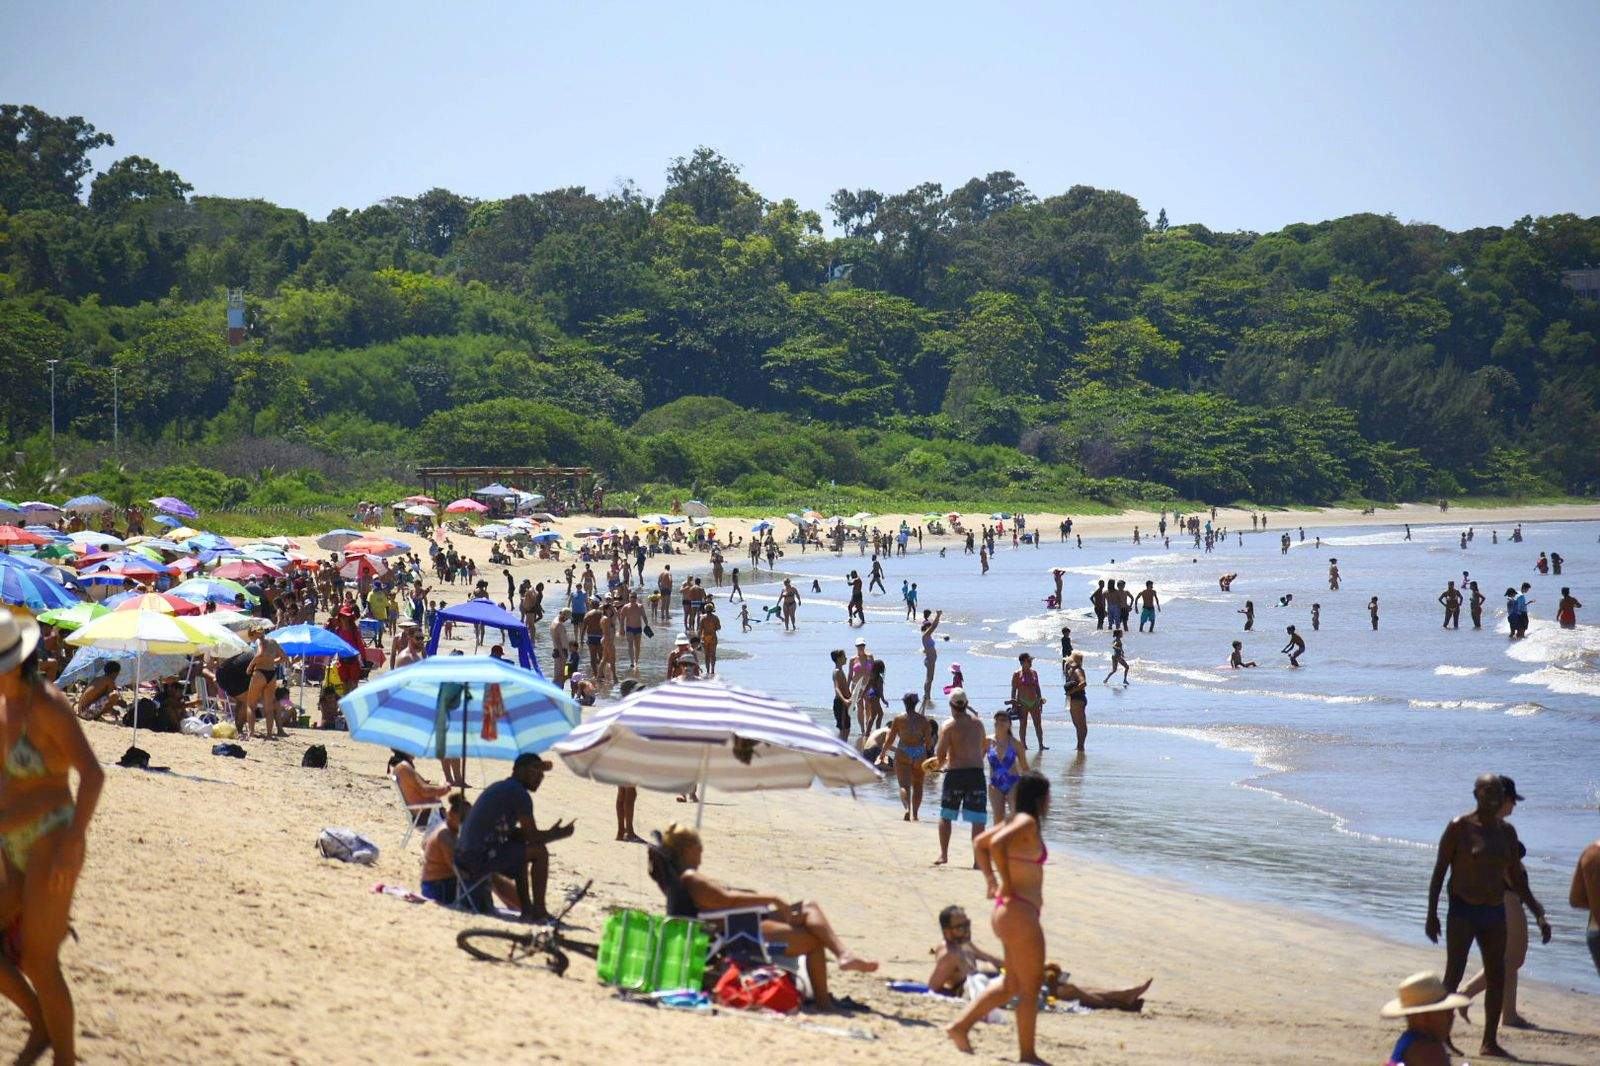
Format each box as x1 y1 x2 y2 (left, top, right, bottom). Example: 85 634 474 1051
713 519 1600 990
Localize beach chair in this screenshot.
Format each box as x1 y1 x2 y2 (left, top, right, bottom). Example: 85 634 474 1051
389 774 441 850
451 861 493 915
596 909 711 993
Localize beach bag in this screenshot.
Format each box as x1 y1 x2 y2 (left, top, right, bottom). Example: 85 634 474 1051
712 961 801 1014
301 744 328 768
316 828 379 865
180 717 212 737
480 683 505 741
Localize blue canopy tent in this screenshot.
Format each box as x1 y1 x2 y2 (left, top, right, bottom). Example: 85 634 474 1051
426 598 542 676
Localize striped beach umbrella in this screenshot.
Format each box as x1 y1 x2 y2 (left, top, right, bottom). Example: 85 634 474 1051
0 564 80 612
341 656 578 762
0 525 52 547
553 678 880 798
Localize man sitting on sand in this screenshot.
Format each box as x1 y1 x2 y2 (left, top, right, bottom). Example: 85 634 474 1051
454 754 575 922
928 905 1002 994
74 660 126 721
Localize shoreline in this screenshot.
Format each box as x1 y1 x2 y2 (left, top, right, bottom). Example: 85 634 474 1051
6 723 1594 1065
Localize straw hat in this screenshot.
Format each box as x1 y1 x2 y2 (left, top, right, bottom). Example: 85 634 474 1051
0 607 41 674
1379 972 1469 1018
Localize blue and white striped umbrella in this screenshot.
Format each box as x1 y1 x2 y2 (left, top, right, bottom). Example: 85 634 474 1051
554 678 880 793
340 656 579 761
0 563 80 612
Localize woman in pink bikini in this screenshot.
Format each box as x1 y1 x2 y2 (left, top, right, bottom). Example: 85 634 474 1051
947 771 1050 1062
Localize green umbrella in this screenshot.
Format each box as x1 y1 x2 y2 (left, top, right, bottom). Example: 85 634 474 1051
37 601 111 632
33 544 77 560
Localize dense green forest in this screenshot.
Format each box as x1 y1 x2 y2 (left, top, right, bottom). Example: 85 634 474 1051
3 102 1598 515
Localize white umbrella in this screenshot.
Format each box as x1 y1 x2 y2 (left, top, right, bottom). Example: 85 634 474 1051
553 678 879 828
681 500 710 518
403 504 436 517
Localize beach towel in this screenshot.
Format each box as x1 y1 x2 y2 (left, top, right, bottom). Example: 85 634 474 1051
316 828 379 865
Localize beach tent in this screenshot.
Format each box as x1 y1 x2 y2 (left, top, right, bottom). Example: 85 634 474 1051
472 483 518 498
425 599 541 674
554 678 879 828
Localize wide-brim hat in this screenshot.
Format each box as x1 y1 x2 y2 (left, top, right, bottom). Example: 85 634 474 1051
1379 972 1470 1018
0 607 42 674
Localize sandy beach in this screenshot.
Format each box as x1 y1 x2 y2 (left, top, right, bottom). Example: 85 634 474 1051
5 501 1599 1065
2 722 1595 1066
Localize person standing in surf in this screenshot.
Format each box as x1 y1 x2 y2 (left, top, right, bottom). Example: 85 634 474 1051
1439 581 1463 629
1103 630 1130 684
920 609 943 707
1063 651 1088 751
1240 599 1255 631
1281 625 1305 667
985 710 1030 825
1008 653 1045 750
1091 580 1108 629
1135 581 1160 633
1556 587 1582 629
1369 596 1380 630
1469 582 1486 630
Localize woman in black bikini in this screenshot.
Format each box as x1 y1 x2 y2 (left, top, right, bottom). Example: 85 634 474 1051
947 771 1050 1062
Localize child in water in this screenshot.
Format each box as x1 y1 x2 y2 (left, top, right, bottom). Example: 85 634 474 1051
943 662 965 695
740 603 752 632
1311 604 1321 631
1103 631 1130 685
1229 641 1257 669
1281 625 1306 667
1239 600 1255 630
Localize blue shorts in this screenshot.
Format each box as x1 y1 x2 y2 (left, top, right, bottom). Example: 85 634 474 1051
458 840 526 881
940 768 988 826
1140 607 1155 623
420 878 458 905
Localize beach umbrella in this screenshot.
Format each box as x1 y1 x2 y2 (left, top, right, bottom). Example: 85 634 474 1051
150 515 183 528
403 504 436 517
402 495 439 506
261 536 300 548
134 538 187 554
0 564 80 612
474 524 515 540
67 531 125 549
68 609 238 741
212 559 285 581
0 499 21 515
29 543 78 561
169 557 203 575
530 512 559 522
20 502 62 520
444 498 489 514
267 623 358 659
107 591 202 616
338 555 388 581
79 554 174 580
681 500 710 518
170 576 255 606
63 494 114 514
750 520 774 533
36 601 111 632
167 526 200 540
341 656 579 768
342 536 405 557
182 532 233 552
555 678 880 828
0 526 52 548
149 496 199 519
315 529 364 551
529 531 561 544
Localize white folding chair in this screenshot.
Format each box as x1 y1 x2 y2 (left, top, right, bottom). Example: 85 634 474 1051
390 774 441 850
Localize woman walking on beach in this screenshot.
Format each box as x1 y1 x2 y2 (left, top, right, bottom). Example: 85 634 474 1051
0 608 105 1066
986 711 1030 825
1459 776 1549 1032
1425 773 1551 1059
947 772 1050 1062
878 693 936 820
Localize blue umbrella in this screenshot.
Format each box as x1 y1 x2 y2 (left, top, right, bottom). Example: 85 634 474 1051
750 520 774 533
341 656 578 762
64 494 114 514
24 525 69 542
183 532 233 551
529 531 561 544
151 515 183 528
170 578 258 606
267 623 358 659
0 564 80 612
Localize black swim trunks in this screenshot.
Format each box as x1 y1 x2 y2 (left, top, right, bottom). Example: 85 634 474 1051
832 696 850 734
940 766 988 826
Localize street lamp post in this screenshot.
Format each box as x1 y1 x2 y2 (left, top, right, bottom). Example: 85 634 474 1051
112 366 120 460
47 359 59 458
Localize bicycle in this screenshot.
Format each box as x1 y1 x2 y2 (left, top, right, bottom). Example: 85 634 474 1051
455 880 594 975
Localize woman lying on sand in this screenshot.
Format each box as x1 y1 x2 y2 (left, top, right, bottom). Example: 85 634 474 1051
0 608 105 1066
652 824 878 1010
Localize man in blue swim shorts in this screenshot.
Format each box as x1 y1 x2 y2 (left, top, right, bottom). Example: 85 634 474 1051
932 688 988 867
1136 580 1161 633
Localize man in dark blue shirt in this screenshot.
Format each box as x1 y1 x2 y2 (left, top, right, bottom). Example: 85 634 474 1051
455 753 575 920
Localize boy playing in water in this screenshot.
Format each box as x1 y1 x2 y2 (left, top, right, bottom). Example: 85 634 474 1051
1229 641 1257 669
1103 630 1130 684
1281 625 1306 667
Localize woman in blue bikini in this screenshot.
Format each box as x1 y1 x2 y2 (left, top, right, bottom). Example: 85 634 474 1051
985 710 1030 826
947 771 1050 1062
879 693 936 820
0 608 104 1066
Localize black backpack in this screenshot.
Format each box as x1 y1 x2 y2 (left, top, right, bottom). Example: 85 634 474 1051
301 744 328 769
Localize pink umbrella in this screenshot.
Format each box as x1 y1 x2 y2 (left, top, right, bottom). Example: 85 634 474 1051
342 537 406 557
111 592 202 616
444 498 488 514
212 559 286 580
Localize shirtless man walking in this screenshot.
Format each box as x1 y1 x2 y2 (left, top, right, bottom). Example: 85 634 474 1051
550 609 572 686
582 601 606 677
932 689 988 868
1135 581 1161 633
1281 625 1305 668
618 591 646 671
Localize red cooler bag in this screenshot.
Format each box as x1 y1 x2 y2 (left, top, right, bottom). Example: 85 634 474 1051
712 962 802 1014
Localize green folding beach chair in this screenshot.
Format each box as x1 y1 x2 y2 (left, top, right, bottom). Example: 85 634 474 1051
596 908 711 993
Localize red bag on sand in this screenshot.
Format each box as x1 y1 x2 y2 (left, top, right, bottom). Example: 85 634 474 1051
713 962 802 1014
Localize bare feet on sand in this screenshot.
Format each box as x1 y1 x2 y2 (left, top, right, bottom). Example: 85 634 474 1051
838 953 878 973
946 1026 973 1054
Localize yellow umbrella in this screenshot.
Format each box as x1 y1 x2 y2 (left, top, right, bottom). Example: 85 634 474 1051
67 610 244 741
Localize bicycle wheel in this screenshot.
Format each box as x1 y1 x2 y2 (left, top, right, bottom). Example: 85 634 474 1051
456 928 534 964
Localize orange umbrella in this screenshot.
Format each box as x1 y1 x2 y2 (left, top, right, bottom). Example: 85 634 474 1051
342 537 406 557
0 526 51 547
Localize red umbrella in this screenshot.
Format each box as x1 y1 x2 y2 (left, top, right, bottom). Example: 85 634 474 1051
212 559 286 580
343 536 405 557
0 526 51 547
339 555 389 580
112 592 202 616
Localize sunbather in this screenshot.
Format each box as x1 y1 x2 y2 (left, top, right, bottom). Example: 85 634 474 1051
929 905 1001 995
653 823 878 1009
1040 963 1151 1011
388 750 451 827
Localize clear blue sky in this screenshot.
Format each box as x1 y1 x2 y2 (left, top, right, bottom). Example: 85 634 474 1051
4 1 1597 233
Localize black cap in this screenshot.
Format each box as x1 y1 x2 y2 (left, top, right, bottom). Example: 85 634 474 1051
1500 775 1525 802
